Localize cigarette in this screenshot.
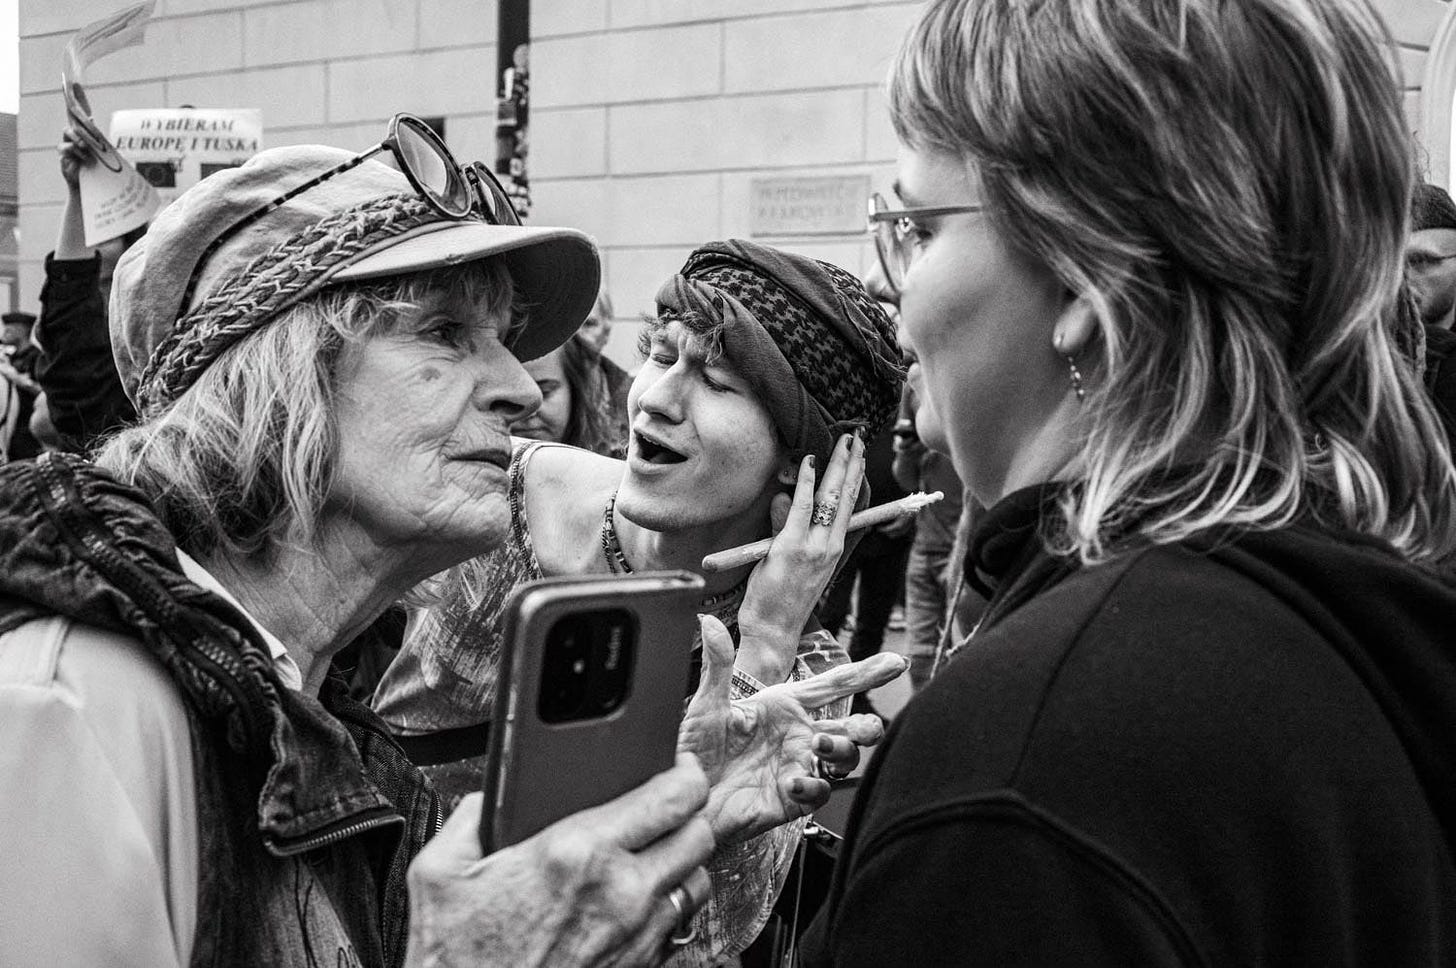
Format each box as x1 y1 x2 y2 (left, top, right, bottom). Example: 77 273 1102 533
700 491 945 573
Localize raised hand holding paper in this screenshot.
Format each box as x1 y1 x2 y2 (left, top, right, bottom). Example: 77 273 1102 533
61 3 163 246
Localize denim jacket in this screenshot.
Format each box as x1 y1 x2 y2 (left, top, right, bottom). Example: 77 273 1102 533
0 452 439 967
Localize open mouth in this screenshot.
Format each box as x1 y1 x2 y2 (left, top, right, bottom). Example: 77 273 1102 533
635 430 688 465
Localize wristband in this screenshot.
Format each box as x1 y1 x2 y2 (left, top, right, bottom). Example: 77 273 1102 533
730 668 769 698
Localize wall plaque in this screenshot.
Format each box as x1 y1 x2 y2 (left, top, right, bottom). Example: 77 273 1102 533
750 174 871 236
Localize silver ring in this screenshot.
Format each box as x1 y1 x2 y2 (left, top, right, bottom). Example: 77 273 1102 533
814 755 852 782
666 885 697 948
811 501 837 526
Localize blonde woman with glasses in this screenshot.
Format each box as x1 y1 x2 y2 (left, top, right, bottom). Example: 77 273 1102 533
803 0 1456 965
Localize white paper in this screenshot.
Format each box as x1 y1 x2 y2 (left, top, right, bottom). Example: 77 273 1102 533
61 3 162 246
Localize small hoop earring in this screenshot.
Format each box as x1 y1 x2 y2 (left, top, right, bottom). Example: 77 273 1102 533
1066 356 1085 401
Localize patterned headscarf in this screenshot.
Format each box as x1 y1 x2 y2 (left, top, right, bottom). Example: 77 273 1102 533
1413 183 1456 233
655 240 905 471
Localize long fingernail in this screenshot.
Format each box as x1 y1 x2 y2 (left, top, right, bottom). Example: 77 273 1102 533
806 454 816 468
841 433 854 450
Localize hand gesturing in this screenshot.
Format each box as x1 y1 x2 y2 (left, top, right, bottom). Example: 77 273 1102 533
678 614 904 844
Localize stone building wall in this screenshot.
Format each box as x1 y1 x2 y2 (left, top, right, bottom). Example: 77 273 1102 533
15 0 1456 365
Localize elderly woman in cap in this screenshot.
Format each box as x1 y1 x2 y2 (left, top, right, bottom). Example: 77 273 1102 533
374 238 909 961
0 124 874 967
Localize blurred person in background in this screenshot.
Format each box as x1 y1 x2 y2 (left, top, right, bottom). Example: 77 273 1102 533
581 288 636 456
890 342 978 692
0 311 36 362
817 420 912 717
576 286 615 353
1408 183 1456 332
513 330 622 456
30 127 142 453
0 311 42 461
804 0 1456 964
1409 184 1456 450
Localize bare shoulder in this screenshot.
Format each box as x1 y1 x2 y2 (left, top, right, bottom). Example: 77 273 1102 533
514 440 623 574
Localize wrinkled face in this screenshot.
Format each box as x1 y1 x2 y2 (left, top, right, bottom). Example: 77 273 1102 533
1406 227 1456 329
615 318 788 535
512 346 572 442
329 289 540 569
885 145 1067 503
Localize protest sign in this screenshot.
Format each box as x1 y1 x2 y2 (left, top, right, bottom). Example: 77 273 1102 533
111 109 264 204
61 2 162 246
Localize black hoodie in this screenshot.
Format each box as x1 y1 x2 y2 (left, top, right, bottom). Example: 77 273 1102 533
803 487 1456 967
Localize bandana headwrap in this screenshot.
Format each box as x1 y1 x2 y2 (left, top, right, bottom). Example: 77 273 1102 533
1413 183 1456 233
654 240 905 471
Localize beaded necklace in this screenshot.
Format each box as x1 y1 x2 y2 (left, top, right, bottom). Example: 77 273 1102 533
601 492 749 625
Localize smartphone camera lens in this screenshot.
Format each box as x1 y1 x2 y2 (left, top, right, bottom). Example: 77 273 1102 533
538 608 637 723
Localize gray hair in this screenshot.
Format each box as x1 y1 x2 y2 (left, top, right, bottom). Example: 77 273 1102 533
96 259 521 562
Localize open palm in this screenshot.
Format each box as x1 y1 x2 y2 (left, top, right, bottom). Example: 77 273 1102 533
678 614 906 844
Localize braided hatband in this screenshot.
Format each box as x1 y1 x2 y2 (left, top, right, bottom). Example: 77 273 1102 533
137 194 442 415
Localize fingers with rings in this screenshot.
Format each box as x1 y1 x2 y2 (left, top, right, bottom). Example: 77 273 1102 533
662 871 709 950
813 755 854 782
808 430 863 530
812 732 859 781
666 885 696 947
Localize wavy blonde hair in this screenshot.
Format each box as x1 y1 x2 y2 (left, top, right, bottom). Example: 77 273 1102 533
97 260 522 562
890 0 1456 564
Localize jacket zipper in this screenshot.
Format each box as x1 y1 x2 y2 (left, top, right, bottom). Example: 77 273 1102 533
267 808 404 857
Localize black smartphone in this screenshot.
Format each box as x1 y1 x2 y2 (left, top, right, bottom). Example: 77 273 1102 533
479 570 706 854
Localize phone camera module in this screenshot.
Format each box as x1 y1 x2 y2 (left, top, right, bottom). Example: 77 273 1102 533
539 608 637 723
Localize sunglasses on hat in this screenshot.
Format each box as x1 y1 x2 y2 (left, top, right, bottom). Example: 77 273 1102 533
177 113 519 320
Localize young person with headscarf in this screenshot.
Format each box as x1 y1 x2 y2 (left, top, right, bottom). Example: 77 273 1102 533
373 239 908 963
1408 183 1456 452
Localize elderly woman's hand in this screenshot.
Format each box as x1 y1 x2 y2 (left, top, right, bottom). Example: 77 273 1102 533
404 754 715 968
806 711 887 779
679 614 906 844
734 431 866 684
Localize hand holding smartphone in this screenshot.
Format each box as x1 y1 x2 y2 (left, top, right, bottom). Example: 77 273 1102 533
479 570 706 854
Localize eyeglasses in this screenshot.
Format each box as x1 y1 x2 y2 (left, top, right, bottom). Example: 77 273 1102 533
178 113 519 319
1405 251 1456 275
868 192 981 297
